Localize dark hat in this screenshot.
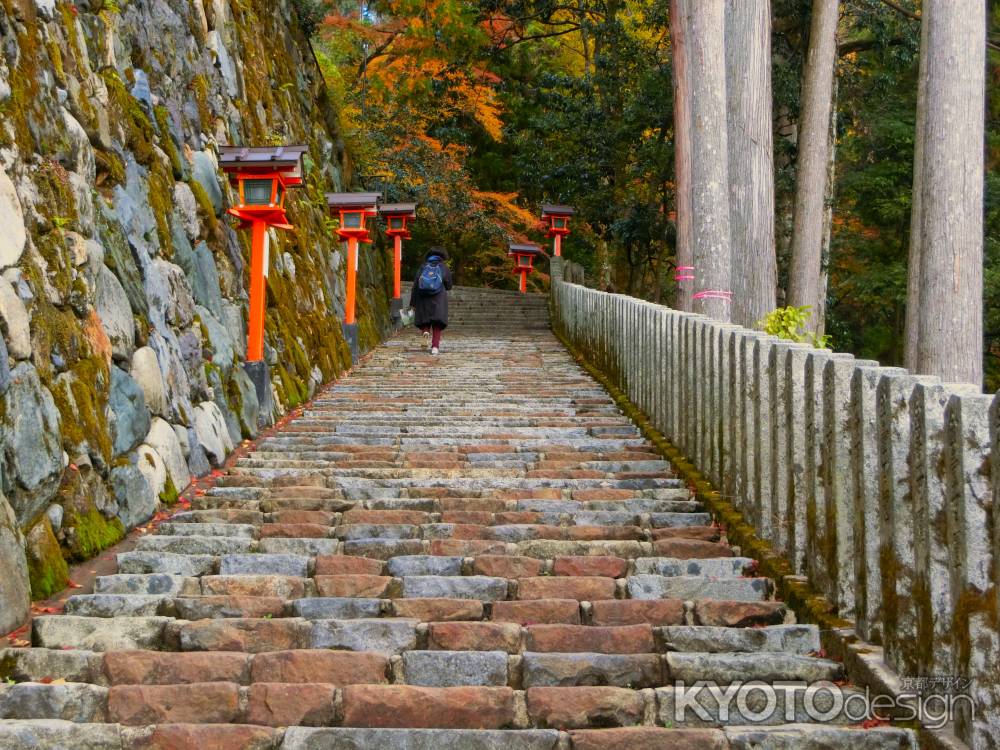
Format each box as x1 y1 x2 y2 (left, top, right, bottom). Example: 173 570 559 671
426 246 449 260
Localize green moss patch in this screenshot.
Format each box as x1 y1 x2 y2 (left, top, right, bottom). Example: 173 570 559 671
25 517 70 601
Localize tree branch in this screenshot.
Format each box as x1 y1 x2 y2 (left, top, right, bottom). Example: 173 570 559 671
357 31 401 77
869 0 920 21
838 35 908 56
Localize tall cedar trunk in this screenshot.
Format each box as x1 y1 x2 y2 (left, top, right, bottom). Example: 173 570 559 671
671 0 694 311
724 0 777 328
815 75 838 335
786 0 839 333
686 0 732 322
917 0 985 388
903 11 930 370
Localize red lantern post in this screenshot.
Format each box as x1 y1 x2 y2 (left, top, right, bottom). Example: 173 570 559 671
541 204 574 258
326 192 381 361
219 144 307 425
379 202 417 322
508 243 544 294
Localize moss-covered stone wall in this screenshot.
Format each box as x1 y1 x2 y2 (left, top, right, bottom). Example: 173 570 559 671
0 0 392 628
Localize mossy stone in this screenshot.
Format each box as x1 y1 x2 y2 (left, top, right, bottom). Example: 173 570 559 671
25 515 70 601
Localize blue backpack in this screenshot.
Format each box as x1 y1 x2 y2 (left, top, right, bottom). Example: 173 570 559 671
417 258 444 295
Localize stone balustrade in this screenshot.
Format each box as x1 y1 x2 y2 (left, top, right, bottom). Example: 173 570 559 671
550 258 999 749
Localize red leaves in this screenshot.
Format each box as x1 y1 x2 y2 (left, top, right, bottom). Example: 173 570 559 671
862 718 890 729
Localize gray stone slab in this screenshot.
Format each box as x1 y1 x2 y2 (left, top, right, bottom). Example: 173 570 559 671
337 524 419 540
93 574 199 596
0 720 122 749
0 648 105 685
400 576 508 601
116 551 218 576
658 685 869 727
219 553 310 577
0 682 108 722
157 522 257 538
401 650 508 686
342 539 425 560
633 557 755 577
648 512 712 528
724 725 917 749
310 619 418 654
521 652 661 688
386 556 464 577
659 625 821 655
135 534 255 555
281 728 562 750
292 598 384 620
64 594 167 618
666 652 843 683
261 537 341 556
627 575 768 601
33 616 170 652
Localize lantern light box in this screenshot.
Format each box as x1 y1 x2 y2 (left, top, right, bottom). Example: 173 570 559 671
509 243 544 294
219 145 308 229
541 203 575 257
326 192 381 241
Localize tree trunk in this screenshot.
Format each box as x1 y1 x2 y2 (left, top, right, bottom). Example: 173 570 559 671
815 75 838 335
786 0 839 332
916 0 985 388
725 0 777 328
903 11 930 371
686 0 732 322
671 0 694 311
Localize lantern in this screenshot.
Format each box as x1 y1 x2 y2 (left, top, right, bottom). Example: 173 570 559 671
379 203 418 322
541 204 575 257
327 192 382 361
218 144 308 426
508 243 544 294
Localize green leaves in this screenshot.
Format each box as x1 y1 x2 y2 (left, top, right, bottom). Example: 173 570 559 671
757 306 832 349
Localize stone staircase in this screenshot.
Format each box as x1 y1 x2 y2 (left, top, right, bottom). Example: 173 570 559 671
403 283 551 331
0 289 917 748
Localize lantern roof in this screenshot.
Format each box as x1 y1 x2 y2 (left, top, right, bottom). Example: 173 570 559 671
218 145 308 181
541 204 575 217
379 203 417 217
509 243 544 256
326 192 382 212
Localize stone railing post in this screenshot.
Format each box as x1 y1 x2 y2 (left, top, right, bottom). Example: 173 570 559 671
945 395 997 748
803 350 854 598
909 382 980 682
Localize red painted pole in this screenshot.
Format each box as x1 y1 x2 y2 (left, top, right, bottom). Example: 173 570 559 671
554 234 562 257
393 235 402 301
519 270 527 294
247 218 268 362
345 236 359 325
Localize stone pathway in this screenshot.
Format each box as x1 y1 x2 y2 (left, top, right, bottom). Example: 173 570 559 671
0 288 917 748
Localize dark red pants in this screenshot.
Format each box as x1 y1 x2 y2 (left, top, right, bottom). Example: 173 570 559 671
420 326 443 348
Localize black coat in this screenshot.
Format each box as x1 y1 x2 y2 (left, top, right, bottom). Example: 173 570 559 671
409 260 453 328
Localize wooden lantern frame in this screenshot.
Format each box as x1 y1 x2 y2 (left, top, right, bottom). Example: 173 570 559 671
509 243 544 293
381 203 417 240
219 145 308 230
327 192 381 242
541 203 575 238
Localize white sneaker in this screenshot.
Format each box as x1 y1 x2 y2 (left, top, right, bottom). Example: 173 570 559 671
422 330 430 337
431 347 439 355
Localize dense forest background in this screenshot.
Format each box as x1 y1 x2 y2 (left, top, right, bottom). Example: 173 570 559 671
293 0 1000 386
